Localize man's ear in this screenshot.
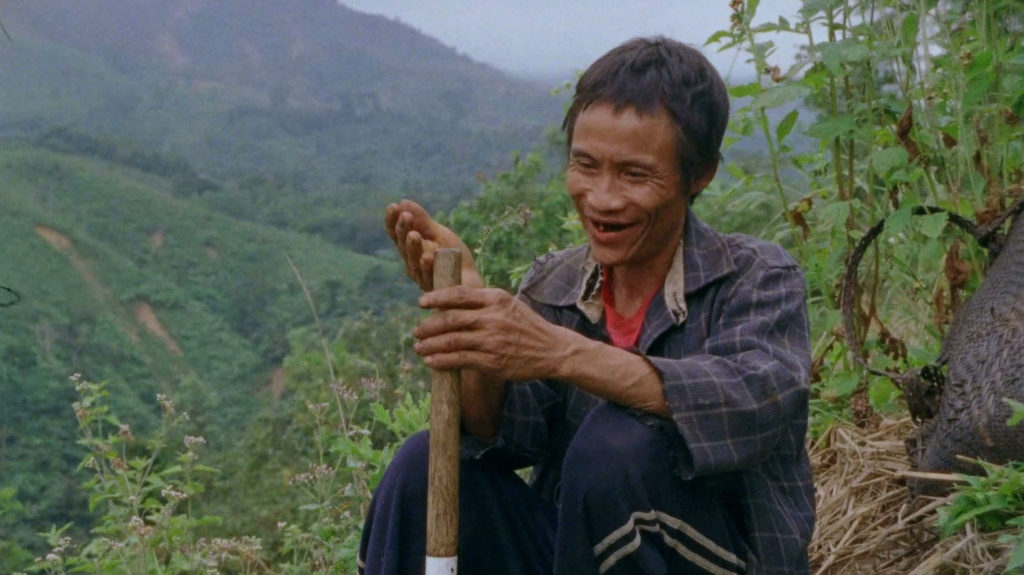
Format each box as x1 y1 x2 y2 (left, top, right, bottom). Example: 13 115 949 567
686 162 719 202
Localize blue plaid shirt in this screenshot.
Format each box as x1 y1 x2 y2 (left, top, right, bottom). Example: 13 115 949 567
466 213 814 574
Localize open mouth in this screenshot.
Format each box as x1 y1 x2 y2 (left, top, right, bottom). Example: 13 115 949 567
594 220 631 233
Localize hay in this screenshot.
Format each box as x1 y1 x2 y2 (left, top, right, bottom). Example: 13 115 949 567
808 417 1015 574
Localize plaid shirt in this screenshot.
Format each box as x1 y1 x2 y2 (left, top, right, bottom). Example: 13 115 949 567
466 213 814 574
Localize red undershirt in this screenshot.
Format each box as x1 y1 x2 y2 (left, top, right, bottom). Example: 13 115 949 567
600 269 660 349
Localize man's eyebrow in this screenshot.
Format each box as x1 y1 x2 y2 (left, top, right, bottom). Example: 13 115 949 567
615 158 661 172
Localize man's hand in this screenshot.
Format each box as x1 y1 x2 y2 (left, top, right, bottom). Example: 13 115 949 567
385 200 481 291
413 286 576 382
414 285 670 419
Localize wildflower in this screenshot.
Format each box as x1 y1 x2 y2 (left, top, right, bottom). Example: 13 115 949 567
156 394 175 416
359 376 385 400
398 358 415 375
184 435 207 449
111 458 129 471
276 521 287 530
729 0 745 30
69 373 86 393
128 515 153 537
288 463 336 486
53 537 71 553
118 424 134 442
162 486 188 502
332 384 358 403
72 401 90 423
306 401 329 416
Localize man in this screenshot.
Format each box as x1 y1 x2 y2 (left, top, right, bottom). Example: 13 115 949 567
359 37 813 575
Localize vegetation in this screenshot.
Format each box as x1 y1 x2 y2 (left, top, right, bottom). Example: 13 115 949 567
2 0 1024 572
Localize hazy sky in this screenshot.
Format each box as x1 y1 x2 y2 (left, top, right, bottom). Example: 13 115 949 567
340 1 806 82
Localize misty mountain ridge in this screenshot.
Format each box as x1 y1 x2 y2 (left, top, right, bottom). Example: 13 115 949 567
0 0 565 253
5 0 557 123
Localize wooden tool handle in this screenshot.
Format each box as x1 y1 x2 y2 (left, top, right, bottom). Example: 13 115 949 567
426 248 461 566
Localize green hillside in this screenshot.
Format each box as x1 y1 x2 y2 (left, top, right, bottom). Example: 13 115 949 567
0 142 415 548
0 0 565 254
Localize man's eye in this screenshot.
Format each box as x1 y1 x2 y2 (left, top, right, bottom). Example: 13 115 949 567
624 170 648 180
572 160 598 172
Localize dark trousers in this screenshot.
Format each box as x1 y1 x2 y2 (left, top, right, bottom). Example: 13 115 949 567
359 402 746 575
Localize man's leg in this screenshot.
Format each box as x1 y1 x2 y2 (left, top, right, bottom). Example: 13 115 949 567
359 431 557 575
555 402 747 575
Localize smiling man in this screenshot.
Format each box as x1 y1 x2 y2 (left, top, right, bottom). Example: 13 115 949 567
359 37 814 575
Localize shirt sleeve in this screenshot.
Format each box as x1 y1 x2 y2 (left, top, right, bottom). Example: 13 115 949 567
646 256 811 479
460 261 567 468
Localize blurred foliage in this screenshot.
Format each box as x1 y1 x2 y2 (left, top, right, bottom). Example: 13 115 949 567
447 151 583 291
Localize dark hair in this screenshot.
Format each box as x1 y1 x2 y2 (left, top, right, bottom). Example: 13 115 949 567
563 37 729 192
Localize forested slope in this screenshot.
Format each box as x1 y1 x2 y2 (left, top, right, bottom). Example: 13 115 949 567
0 142 414 552
0 0 564 254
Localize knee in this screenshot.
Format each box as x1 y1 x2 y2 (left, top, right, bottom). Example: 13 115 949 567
378 430 430 498
562 403 667 491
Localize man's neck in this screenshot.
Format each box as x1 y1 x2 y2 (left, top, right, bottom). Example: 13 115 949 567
607 264 669 318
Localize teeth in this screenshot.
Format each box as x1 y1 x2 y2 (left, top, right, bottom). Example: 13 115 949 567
596 222 625 232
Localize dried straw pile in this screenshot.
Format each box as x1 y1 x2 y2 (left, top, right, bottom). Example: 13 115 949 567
808 417 1014 574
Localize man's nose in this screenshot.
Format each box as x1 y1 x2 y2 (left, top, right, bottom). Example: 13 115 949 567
586 174 626 211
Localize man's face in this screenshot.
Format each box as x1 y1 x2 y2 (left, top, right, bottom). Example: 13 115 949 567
566 102 690 277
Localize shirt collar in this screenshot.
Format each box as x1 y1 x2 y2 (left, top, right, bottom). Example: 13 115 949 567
575 213 734 325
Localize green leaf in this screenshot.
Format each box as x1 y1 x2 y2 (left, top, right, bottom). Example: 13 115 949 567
704 30 732 46
919 212 948 239
807 115 857 140
830 372 860 397
886 204 914 236
800 0 833 18
821 43 843 75
821 200 852 231
964 74 994 108
870 147 909 173
776 109 799 142
966 50 994 76
752 85 809 110
729 82 761 99
901 13 919 47
1006 541 1024 570
747 0 760 19
842 44 870 63
1004 398 1024 426
869 378 899 411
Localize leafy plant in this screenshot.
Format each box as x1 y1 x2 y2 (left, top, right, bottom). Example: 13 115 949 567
708 0 1024 430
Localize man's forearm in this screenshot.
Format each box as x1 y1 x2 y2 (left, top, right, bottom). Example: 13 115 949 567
459 327 670 444
554 331 671 418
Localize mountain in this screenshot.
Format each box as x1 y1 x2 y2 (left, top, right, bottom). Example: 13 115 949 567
0 0 566 253
0 141 417 548
0 1 567 549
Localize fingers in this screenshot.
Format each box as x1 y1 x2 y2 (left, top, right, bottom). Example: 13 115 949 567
419 286 508 310
386 199 485 294
414 330 483 357
420 350 492 371
387 201 438 290
404 229 429 290
413 307 480 340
